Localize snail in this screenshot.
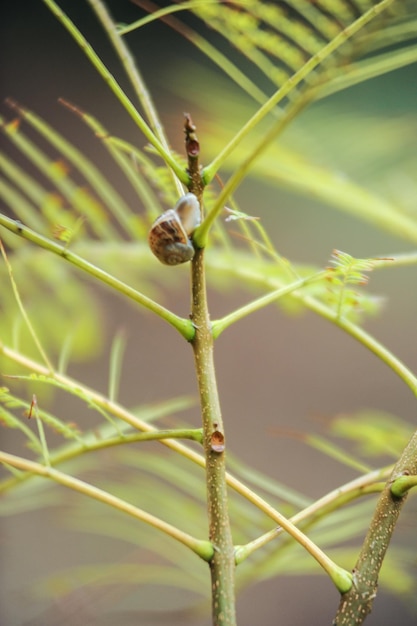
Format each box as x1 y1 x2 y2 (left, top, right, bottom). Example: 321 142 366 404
148 193 201 265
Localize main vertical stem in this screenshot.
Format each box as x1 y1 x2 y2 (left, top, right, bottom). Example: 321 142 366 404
190 246 237 625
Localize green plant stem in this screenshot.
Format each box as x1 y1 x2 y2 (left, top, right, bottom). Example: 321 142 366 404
212 271 325 338
0 340 370 588
0 240 54 372
201 0 395 186
0 423 203 490
373 251 417 269
303 293 417 396
195 96 307 248
0 450 213 561
57 428 203 460
235 467 390 563
195 0 396 248
317 42 417 101
333 429 417 625
86 0 184 198
226 467 353 594
119 0 226 35
212 259 417 397
190 247 237 626
0 215 194 340
0 343 210 495
42 0 188 185
129 0 270 111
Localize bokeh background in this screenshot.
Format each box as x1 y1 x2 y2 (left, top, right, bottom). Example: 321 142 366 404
1 1 417 625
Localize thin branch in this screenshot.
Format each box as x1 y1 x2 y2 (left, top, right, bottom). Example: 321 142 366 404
120 0 233 35
0 240 54 372
0 340 401 594
333 429 417 625
235 467 390 563
201 0 395 186
42 0 189 185
127 0 270 111
212 271 325 338
210 259 417 398
87 0 184 197
0 215 194 340
0 450 213 561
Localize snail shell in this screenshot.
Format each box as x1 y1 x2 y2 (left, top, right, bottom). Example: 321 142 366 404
148 193 201 265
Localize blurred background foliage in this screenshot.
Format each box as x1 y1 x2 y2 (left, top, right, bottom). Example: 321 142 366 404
1 1 417 625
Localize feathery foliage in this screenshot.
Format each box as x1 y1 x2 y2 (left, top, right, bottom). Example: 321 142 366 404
1 1 417 625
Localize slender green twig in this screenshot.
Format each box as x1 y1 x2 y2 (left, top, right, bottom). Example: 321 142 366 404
201 0 395 186
210 259 417 397
300 290 417 396
317 42 417 100
0 340 377 586
0 424 203 493
195 0 395 248
333 429 417 625
0 215 194 340
226 467 352 593
235 467 390 563
331 313 417 397
124 0 270 112
212 271 325 338
0 342 208 481
0 240 54 372
372 251 417 269
42 0 189 185
87 0 184 197
118 0 240 36
0 450 213 561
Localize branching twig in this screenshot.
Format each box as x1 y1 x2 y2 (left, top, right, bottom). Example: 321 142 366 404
333 429 417 625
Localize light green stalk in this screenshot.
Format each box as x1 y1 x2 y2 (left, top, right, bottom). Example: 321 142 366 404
0 451 213 561
42 0 189 185
0 214 194 340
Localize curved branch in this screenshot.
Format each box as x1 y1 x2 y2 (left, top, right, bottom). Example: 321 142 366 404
0 215 194 340
0 450 213 561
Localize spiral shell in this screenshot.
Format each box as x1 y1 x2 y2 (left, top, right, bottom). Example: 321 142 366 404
148 193 201 265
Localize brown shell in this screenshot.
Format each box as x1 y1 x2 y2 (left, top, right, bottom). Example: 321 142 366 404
148 194 201 265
